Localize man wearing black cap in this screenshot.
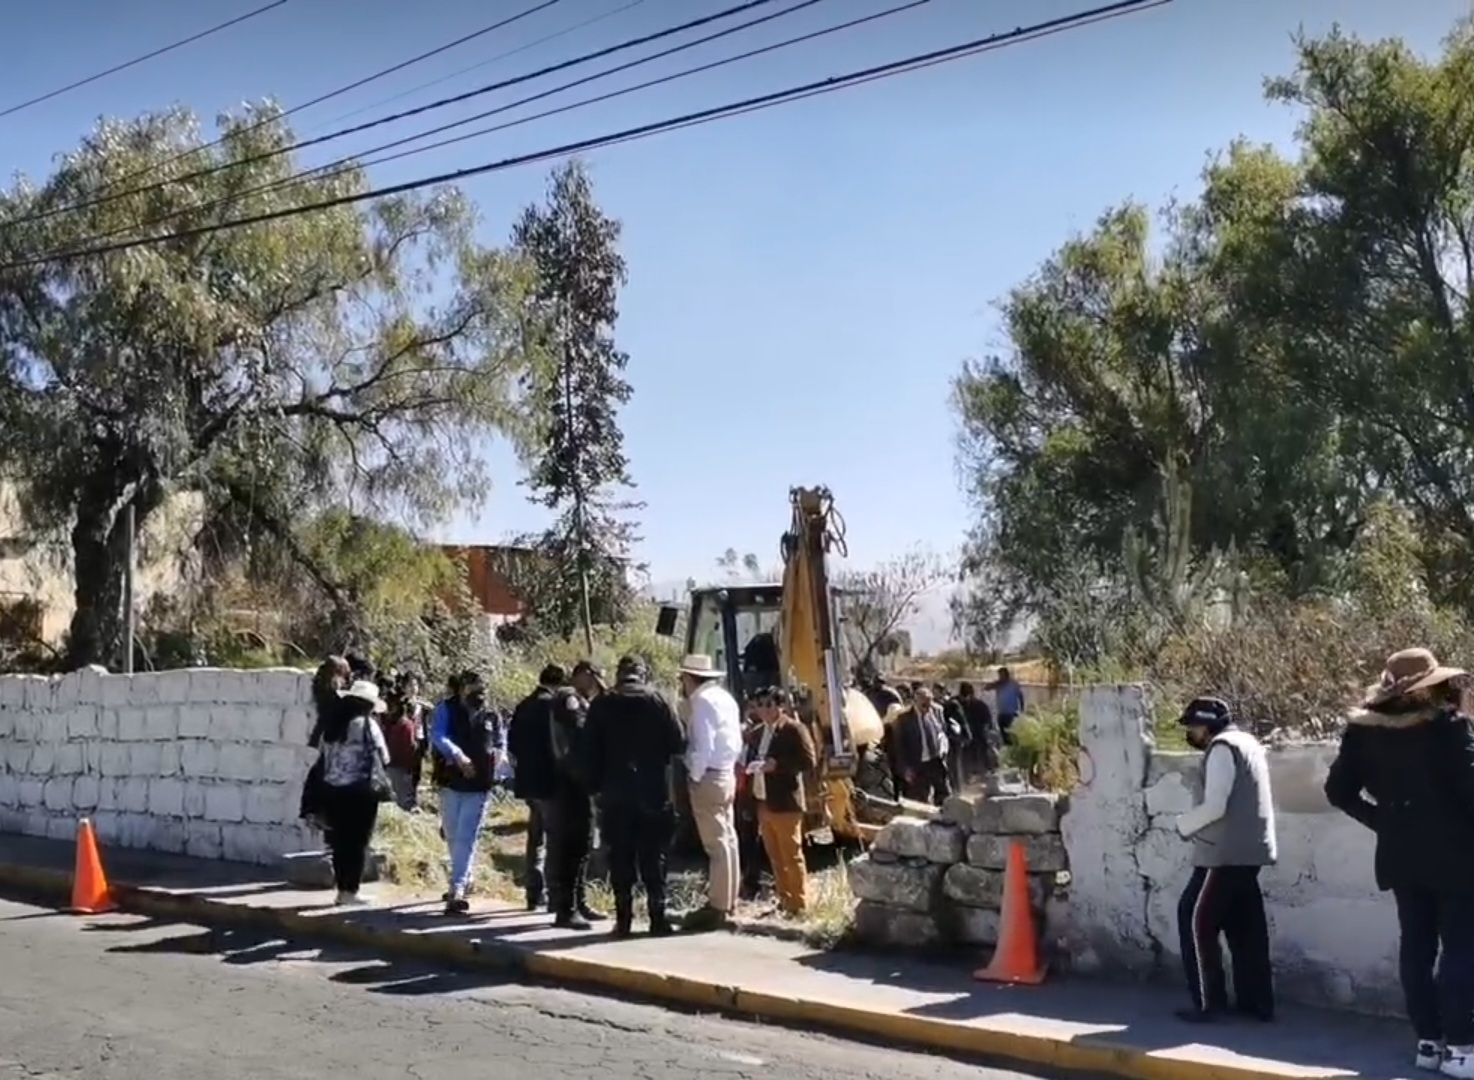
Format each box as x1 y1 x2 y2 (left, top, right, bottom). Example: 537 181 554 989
1173 696 1278 1025
584 654 686 937
508 664 602 930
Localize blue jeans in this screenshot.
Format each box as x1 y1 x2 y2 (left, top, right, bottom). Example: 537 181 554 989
440 788 490 895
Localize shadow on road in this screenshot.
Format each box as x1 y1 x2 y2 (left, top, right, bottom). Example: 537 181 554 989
90 914 513 998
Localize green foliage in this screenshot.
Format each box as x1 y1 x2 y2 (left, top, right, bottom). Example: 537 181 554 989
0 104 532 669
481 601 681 707
1002 703 1082 792
510 160 641 649
953 16 1474 725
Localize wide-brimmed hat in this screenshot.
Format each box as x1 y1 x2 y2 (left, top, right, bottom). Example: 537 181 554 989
341 680 387 713
678 653 723 679
1364 648 1467 707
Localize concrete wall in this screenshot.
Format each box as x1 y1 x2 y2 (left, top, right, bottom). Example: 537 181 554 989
0 667 316 864
845 792 1070 954
1063 685 1396 1013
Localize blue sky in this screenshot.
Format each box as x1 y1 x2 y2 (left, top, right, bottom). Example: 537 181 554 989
2 0 1466 650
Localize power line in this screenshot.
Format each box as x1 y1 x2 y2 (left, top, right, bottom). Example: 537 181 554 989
77 0 856 248
313 0 648 131
0 2 561 235
279 1 563 127
352 0 928 180
2 0 1169 270
11 0 782 232
0 1 292 120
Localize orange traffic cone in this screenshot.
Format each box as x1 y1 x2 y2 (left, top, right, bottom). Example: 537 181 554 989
973 839 1047 985
68 818 116 915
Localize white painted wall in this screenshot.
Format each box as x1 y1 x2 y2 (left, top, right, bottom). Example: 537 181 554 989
0 667 317 864
1062 685 1399 1014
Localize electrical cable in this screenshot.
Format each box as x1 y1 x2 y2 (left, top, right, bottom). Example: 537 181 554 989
1 0 559 232
10 0 782 231
76 0 861 247
267 1 563 133
313 0 649 131
1 0 1169 270
0 0 291 120
349 0 928 183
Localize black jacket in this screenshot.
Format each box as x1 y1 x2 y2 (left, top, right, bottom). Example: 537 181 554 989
508 684 586 800
961 697 994 741
888 705 947 775
583 678 685 810
1324 706 1474 894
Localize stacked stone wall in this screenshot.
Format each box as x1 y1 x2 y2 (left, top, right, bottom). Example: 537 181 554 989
0 667 316 864
847 791 1069 953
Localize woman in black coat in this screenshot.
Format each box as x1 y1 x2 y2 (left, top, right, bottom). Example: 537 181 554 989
1324 648 1474 1076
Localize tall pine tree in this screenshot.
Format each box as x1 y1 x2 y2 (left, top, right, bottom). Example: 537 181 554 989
511 160 641 650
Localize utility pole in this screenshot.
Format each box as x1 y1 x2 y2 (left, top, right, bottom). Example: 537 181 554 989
122 502 136 675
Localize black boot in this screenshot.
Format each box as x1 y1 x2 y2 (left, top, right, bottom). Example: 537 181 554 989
613 896 634 939
647 894 674 937
551 891 592 931
574 879 606 923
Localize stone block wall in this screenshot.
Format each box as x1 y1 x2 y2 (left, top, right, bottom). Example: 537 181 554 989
846 791 1070 953
0 667 318 864
1063 685 1399 1014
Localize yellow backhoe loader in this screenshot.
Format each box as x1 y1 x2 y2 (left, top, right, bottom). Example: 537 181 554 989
656 486 913 845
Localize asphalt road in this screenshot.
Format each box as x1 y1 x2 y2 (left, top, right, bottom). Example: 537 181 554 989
0 897 1048 1080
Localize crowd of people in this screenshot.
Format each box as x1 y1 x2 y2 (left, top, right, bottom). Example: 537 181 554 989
298 650 835 937
858 667 1025 804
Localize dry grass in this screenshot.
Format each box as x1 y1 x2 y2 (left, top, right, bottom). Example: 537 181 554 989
372 789 857 944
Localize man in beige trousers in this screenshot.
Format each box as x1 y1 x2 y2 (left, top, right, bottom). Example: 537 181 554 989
679 654 744 931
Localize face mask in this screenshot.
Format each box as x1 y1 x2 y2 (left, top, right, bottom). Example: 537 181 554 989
1186 728 1210 751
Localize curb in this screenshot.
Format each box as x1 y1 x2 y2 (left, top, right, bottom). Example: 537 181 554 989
0 861 1342 1080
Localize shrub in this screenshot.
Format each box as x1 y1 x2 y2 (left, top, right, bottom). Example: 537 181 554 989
1151 598 1474 738
1003 702 1082 791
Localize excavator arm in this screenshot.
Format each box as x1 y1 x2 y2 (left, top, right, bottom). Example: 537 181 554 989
778 486 855 773
777 486 893 844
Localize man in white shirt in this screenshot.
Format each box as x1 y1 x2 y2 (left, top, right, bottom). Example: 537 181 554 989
679 653 745 930
1173 695 1277 1025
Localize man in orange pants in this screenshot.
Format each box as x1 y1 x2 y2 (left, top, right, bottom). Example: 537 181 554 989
747 687 818 917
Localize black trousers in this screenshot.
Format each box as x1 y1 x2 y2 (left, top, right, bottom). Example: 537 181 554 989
534 790 592 917
602 801 672 918
1177 865 1274 1017
523 800 546 906
1394 886 1474 1044
736 792 769 895
322 784 381 893
904 758 950 805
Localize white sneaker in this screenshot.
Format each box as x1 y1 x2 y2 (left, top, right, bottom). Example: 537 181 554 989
1419 1040 1447 1070
1441 1044 1474 1077
334 891 368 907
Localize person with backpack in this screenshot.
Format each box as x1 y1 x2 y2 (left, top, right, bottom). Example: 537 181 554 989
509 664 603 929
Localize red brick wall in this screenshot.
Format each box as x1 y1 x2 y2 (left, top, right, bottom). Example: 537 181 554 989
439 545 527 618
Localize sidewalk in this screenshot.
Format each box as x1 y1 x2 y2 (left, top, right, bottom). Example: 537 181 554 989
0 832 1414 1080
